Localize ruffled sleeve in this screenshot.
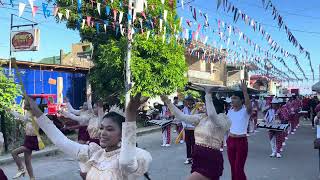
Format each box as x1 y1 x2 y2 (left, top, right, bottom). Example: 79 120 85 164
119 122 152 176
36 114 88 159
164 98 202 125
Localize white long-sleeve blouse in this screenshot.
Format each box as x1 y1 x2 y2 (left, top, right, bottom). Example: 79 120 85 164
36 114 152 180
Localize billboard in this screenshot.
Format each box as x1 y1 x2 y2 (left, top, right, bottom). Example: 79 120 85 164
10 29 40 52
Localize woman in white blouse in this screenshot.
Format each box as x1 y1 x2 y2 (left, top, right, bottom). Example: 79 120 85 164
24 94 152 180
161 87 231 180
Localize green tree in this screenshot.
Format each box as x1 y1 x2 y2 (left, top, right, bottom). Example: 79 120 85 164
0 67 22 152
54 0 187 101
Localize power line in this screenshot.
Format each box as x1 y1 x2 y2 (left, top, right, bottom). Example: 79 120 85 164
238 0 320 20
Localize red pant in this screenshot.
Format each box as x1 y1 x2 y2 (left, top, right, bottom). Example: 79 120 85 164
227 136 248 180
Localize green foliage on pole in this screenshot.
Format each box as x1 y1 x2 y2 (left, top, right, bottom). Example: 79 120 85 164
54 0 187 100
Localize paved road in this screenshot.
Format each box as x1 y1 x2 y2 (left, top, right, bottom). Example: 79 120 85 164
1 120 319 180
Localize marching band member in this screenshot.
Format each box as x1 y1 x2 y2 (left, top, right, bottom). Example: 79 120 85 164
264 98 282 158
0 132 8 180
160 103 172 147
277 99 290 151
226 80 252 180
24 94 152 180
251 95 260 133
10 108 39 180
161 86 231 180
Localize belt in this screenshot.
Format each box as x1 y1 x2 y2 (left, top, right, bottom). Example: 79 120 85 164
229 133 247 138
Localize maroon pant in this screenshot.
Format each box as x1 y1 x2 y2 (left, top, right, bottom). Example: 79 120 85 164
185 129 195 159
227 136 248 180
0 168 8 180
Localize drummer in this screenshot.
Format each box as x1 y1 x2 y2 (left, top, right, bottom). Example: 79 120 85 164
264 98 282 158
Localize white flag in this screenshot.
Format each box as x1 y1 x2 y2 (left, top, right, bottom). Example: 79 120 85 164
104 24 107 32
228 25 232 36
58 12 63 20
18 3 26 17
180 17 183 28
147 30 150 40
161 0 165 4
133 9 137 22
97 3 101 15
120 24 124 36
82 19 85 29
119 11 123 23
163 10 167 22
162 34 165 43
181 0 184 9
159 19 163 32
239 32 243 41
144 0 148 10
28 0 33 10
227 38 230 47
66 9 70 19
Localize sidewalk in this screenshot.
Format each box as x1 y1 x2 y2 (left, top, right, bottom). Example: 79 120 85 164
0 125 160 165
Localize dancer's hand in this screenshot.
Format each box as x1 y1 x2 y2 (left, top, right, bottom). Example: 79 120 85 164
126 93 149 122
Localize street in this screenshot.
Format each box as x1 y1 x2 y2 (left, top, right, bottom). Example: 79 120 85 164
1 120 319 180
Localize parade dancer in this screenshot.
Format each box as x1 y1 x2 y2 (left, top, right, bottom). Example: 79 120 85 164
0 132 8 180
227 80 252 180
264 98 282 158
287 96 297 135
182 99 196 164
161 103 172 147
161 86 231 180
24 94 152 180
62 100 103 179
64 98 91 144
10 108 39 180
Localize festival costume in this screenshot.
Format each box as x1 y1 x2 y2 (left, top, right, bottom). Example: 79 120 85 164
11 111 40 151
264 108 282 155
36 114 152 180
165 93 231 179
227 106 250 180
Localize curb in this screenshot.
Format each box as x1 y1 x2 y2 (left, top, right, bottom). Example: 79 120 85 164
0 126 160 165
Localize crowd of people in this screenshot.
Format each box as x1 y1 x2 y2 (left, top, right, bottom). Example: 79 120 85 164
1 81 320 180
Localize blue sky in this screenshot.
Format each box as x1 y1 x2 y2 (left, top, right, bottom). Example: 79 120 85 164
0 0 319 93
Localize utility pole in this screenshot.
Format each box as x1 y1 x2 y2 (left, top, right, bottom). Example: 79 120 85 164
125 0 133 108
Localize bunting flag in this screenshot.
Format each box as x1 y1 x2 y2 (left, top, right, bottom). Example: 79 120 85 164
66 9 70 20
135 0 144 12
58 12 63 20
18 2 25 17
86 16 91 26
147 30 150 39
77 0 81 13
179 17 183 28
181 0 184 9
32 6 38 18
159 19 163 32
161 0 165 5
28 0 33 10
103 23 107 32
42 3 50 18
119 11 123 23
163 10 168 22
53 5 59 17
113 9 117 22
105 6 110 15
97 3 101 15
82 19 85 29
